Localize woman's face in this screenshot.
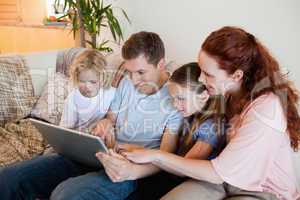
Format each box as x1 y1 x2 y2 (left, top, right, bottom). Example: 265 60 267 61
168 82 209 117
198 51 241 96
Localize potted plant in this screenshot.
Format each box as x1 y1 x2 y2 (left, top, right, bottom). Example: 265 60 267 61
54 0 130 52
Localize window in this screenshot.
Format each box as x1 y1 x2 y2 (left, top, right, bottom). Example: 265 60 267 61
0 0 22 23
46 0 66 18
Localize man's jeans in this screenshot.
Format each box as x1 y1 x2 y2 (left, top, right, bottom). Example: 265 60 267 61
0 154 137 200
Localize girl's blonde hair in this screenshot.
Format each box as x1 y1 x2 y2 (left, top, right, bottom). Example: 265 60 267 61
69 49 112 88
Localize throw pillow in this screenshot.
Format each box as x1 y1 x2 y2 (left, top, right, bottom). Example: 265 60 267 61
0 55 35 127
30 72 71 125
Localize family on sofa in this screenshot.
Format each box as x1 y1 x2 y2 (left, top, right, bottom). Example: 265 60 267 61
0 26 300 200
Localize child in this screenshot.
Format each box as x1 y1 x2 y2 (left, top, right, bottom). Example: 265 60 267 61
125 63 226 160
59 49 116 132
123 62 226 199
168 62 226 160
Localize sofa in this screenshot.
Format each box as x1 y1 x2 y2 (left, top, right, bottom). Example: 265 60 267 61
0 48 300 189
0 48 123 167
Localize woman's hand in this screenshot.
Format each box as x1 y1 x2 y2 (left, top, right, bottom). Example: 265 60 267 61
123 149 160 164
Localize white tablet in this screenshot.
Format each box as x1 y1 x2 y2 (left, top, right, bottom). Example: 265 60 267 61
29 118 108 168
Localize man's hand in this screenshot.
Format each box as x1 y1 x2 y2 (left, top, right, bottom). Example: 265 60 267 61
92 119 115 148
96 149 137 182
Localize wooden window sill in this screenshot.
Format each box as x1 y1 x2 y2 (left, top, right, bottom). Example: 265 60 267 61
0 22 71 30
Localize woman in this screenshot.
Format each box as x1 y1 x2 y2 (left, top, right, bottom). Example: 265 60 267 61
125 26 300 200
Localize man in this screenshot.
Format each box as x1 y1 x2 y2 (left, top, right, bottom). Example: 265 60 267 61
0 31 182 200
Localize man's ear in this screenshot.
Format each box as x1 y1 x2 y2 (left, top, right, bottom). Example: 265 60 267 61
231 69 244 82
157 58 165 71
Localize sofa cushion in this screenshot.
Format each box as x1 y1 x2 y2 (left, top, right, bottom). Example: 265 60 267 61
29 48 82 125
30 72 71 125
0 56 36 127
0 119 47 167
56 47 86 77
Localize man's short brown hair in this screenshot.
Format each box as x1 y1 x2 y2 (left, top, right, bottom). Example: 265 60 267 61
122 31 165 66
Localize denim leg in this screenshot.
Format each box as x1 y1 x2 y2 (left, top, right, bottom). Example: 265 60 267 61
50 170 137 200
0 154 89 200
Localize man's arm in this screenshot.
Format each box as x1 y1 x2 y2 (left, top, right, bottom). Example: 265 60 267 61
92 110 117 148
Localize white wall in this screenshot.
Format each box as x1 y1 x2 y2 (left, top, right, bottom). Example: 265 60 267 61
114 0 300 184
115 0 300 89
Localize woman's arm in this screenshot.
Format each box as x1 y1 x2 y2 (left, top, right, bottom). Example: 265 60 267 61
125 142 222 184
153 151 223 184
127 129 179 179
125 117 216 178
154 141 213 177
124 136 215 177
96 129 179 182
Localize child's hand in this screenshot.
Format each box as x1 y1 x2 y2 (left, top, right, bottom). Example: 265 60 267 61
123 149 159 164
117 143 144 153
92 119 115 148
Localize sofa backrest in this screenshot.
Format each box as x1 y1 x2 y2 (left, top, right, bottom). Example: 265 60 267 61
1 49 300 186
1 50 58 96
23 50 58 96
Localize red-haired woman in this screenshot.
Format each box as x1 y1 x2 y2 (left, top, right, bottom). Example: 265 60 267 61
125 27 300 200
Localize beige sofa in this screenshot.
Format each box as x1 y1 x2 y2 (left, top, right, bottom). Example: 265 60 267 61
0 48 123 167
0 49 300 188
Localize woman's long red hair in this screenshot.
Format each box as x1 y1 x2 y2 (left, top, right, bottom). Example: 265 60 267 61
202 26 300 150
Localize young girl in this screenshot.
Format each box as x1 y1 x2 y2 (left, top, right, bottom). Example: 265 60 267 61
125 27 300 200
124 62 226 199
168 62 226 161
60 49 116 132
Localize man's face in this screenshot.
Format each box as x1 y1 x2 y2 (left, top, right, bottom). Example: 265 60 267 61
124 54 163 95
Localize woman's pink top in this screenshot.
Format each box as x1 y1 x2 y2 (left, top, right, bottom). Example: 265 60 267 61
212 93 300 200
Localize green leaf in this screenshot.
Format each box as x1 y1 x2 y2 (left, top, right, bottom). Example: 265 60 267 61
114 7 131 24
57 0 130 50
57 13 69 20
85 40 96 48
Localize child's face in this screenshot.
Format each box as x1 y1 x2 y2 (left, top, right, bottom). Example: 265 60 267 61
168 82 209 117
78 69 100 98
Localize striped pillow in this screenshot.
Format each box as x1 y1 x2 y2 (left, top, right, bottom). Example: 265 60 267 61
0 56 36 127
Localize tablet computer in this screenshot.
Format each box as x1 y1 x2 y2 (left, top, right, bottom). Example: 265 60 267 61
29 118 108 168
